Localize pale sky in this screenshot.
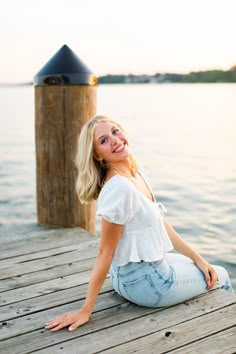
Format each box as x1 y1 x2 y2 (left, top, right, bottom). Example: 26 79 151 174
1 0 236 83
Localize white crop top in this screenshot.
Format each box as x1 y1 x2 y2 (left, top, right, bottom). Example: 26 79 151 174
96 171 173 266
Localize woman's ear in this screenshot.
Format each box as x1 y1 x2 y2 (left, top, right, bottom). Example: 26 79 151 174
93 153 103 162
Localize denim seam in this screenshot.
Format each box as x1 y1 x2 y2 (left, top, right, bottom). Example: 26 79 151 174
175 277 205 286
117 266 123 296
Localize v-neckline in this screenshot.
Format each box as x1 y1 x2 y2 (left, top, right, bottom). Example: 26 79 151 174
105 170 156 205
135 171 156 204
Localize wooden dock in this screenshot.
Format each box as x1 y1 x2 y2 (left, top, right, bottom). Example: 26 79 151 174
0 226 235 354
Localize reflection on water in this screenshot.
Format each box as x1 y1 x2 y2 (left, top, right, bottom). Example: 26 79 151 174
0 84 235 287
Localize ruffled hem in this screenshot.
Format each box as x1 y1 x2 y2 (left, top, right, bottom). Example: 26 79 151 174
113 219 173 266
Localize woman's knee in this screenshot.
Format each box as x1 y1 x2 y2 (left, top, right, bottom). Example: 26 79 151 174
213 265 233 291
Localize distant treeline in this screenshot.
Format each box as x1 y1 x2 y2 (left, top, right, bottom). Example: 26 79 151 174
1 66 236 86
99 65 236 84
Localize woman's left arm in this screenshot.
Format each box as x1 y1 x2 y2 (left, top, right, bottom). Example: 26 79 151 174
163 219 218 289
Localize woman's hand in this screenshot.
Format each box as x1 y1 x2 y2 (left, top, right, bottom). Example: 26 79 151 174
193 256 218 290
163 220 219 290
45 308 90 332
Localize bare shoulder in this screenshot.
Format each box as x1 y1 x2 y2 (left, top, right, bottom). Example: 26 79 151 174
103 175 131 191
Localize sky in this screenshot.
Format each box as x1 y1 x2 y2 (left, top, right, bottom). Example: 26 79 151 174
1 0 236 83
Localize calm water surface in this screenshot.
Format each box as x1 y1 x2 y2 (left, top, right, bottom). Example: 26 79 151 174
0 84 235 286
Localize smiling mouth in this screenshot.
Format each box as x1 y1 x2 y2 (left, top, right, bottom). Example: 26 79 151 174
113 143 125 153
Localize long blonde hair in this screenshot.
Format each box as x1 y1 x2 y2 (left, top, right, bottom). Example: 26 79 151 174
75 115 138 204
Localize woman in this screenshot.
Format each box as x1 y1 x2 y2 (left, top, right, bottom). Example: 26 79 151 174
45 115 233 332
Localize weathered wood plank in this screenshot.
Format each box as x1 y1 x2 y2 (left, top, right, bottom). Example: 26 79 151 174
101 303 236 354
0 229 234 354
0 257 95 292
0 290 126 342
0 270 95 306
0 279 112 322
1 290 234 354
0 227 94 258
169 326 236 354
0 303 161 352
0 243 86 269
0 242 98 280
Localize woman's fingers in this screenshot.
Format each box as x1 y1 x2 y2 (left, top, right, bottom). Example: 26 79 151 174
45 316 69 331
69 319 86 332
45 311 90 332
203 266 218 290
50 322 68 332
207 268 218 289
195 258 219 290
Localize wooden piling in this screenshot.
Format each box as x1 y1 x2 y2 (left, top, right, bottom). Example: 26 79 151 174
34 45 97 233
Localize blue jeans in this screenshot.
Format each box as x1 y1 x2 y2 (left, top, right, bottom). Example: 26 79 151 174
109 253 233 307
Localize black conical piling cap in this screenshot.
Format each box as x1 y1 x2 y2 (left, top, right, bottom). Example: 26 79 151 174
34 45 97 86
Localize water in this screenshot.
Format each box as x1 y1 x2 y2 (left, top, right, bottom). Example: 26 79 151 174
0 84 235 287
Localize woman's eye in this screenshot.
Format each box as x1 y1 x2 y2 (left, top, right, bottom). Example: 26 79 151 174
101 138 108 144
113 129 119 134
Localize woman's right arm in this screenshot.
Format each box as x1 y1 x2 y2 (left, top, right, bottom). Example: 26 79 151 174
163 219 218 289
45 219 123 332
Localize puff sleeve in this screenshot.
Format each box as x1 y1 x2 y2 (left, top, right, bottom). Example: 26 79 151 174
96 177 136 225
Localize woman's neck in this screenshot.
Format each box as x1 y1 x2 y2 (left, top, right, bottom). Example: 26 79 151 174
106 160 137 180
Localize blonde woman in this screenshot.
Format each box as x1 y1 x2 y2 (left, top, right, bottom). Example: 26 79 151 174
45 115 233 332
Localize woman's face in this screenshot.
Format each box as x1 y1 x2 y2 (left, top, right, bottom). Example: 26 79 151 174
93 121 130 164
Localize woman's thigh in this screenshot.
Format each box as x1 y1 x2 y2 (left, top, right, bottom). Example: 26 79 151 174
159 252 233 306
159 253 208 306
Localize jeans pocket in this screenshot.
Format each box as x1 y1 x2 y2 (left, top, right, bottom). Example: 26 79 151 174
123 273 161 307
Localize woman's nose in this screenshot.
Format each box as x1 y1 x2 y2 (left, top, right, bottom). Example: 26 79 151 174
111 136 118 145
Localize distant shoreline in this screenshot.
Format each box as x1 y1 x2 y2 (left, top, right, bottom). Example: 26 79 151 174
0 82 33 87
1 66 236 86
98 66 236 84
